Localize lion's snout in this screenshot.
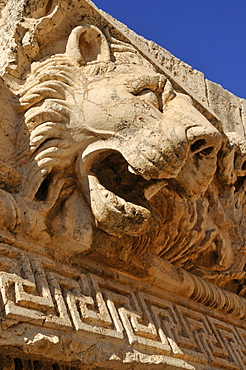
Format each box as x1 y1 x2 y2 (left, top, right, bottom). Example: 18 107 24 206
121 125 221 181
121 127 188 180
121 95 222 190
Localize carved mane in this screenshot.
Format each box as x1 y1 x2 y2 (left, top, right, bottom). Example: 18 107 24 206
17 28 152 202
18 56 78 201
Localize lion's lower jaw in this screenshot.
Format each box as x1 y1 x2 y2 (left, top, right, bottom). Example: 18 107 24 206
87 173 155 238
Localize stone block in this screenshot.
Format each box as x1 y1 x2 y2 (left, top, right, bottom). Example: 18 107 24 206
206 79 244 137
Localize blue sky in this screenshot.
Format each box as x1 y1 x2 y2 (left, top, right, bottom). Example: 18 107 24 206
93 0 246 99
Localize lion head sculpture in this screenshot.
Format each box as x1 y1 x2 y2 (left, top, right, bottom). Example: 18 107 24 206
6 24 245 292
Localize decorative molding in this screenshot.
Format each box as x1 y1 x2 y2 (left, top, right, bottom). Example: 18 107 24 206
0 244 245 368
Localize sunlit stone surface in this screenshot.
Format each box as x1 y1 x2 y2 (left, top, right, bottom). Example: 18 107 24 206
0 1 246 369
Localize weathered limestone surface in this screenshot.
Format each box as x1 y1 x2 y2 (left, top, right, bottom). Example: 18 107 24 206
0 1 246 369
103 11 245 136
100 11 208 105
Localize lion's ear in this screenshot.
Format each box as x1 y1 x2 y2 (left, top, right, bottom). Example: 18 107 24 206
66 25 111 65
162 80 176 105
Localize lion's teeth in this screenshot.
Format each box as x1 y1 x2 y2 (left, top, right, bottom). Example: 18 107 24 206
128 165 137 174
144 180 167 200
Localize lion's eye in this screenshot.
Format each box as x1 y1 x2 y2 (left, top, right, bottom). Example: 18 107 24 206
137 89 159 109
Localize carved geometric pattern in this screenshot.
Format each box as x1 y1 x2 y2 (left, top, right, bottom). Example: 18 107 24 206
0 355 77 370
0 244 246 369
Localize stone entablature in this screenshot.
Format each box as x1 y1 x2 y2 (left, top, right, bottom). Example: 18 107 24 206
0 242 246 369
0 1 246 368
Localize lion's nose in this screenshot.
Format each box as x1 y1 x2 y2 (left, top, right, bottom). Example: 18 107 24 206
186 125 222 159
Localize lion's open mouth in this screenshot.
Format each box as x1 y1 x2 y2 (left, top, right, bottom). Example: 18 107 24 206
79 150 166 237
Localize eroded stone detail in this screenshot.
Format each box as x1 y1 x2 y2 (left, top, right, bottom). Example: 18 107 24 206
0 0 246 368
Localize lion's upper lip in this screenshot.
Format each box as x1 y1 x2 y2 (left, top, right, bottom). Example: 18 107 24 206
79 142 167 202
92 151 167 202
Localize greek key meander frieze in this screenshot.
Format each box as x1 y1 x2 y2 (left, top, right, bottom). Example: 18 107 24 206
0 244 246 369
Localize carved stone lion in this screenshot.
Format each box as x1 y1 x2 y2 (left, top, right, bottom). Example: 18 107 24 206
2 24 246 292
